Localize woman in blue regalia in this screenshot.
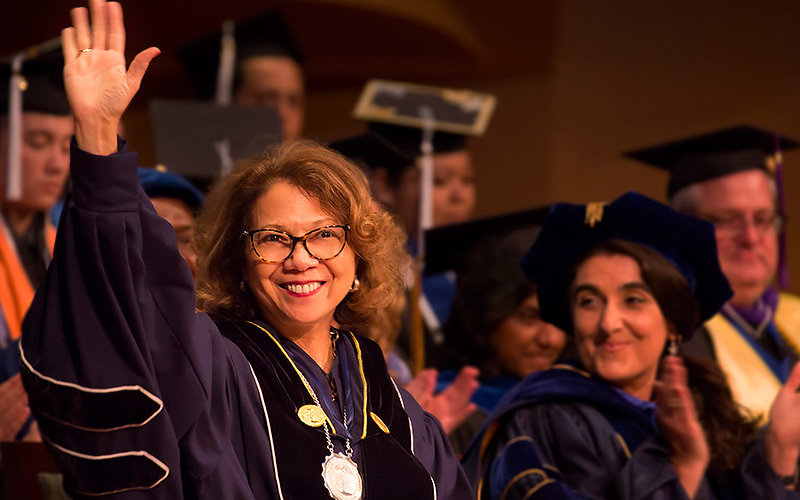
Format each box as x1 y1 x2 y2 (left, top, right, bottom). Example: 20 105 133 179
462 192 800 499
434 218 569 454
19 1 472 498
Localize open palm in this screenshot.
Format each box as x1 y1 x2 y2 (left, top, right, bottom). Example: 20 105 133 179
62 0 158 150
64 44 131 123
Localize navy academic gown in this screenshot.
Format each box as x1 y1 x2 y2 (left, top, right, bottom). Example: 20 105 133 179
462 365 798 500
19 139 472 499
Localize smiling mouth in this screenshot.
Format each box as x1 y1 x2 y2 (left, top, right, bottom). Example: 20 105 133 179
281 282 323 295
599 341 630 352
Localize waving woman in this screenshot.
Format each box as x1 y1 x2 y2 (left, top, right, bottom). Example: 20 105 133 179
20 1 471 498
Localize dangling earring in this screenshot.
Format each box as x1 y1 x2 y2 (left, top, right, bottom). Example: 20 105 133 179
668 335 682 357
350 277 360 292
239 280 247 292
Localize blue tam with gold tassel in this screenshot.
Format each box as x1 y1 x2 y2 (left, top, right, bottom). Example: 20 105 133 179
521 191 731 335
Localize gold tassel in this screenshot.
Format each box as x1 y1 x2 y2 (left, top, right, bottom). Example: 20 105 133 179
765 155 776 175
584 202 605 228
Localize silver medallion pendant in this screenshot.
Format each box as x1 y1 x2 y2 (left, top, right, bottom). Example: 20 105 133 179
321 452 363 500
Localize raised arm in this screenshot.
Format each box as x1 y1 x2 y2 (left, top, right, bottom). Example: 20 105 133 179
62 0 159 154
19 3 236 497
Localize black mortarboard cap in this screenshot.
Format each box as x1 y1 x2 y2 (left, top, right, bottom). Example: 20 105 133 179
354 80 495 244
1 45 70 116
624 125 800 197
424 206 551 275
138 167 205 209
149 99 281 179
430 208 550 371
328 132 414 174
368 121 468 159
179 10 303 100
3 41 70 201
521 192 732 335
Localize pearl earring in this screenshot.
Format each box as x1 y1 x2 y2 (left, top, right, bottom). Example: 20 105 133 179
668 335 681 357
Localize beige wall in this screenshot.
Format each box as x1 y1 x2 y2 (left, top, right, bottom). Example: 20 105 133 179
304 74 555 217
126 0 800 294
304 0 800 294
546 0 800 294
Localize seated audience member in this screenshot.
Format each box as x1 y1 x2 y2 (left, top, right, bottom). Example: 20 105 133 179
0 50 71 353
20 3 472 498
331 132 480 435
181 11 305 143
368 122 476 247
138 167 204 278
0 48 71 454
626 126 800 423
359 123 477 372
349 81 495 351
430 210 569 453
333 83 496 431
328 130 414 213
463 192 800 499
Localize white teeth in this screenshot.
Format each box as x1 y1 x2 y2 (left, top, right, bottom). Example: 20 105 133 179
286 282 321 294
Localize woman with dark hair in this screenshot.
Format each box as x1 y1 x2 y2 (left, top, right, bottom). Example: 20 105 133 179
19 1 471 498
441 225 569 454
444 226 568 382
463 192 800 499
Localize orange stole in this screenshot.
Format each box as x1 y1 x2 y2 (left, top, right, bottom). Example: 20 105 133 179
0 224 55 340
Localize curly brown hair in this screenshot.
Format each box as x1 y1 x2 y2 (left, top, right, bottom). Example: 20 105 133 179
194 140 410 334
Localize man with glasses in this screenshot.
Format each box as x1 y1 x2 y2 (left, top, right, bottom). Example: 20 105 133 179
626 125 800 423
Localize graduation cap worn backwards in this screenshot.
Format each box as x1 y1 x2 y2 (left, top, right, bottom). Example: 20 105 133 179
624 125 800 198
352 79 497 246
354 79 495 137
353 79 496 161
522 192 732 335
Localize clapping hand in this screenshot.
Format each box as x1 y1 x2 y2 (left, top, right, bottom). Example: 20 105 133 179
404 366 479 434
654 355 709 497
62 0 159 154
765 362 800 481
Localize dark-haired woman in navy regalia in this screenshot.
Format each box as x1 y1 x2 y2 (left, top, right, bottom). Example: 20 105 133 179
19 1 471 498
462 193 800 499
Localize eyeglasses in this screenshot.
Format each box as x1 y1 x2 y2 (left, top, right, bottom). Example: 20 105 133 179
695 212 783 238
242 225 350 263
